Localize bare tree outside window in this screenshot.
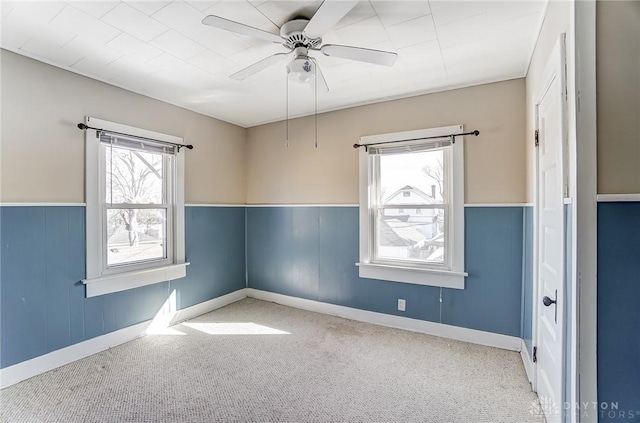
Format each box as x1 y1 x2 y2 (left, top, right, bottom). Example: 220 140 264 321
421 156 444 199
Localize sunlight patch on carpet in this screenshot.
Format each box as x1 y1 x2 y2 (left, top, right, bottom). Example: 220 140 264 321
183 322 290 335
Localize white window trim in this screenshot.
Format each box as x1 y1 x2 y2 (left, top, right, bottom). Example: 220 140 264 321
83 117 188 298
357 125 467 290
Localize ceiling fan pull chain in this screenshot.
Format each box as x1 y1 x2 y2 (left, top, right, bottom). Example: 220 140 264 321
315 61 318 149
285 70 289 148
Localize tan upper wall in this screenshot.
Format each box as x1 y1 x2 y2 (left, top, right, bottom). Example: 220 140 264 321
597 1 640 194
247 79 526 205
0 50 246 204
525 0 570 203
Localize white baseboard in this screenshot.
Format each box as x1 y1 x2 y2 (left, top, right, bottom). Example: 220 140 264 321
520 339 534 384
2 288 522 389
246 289 522 351
171 289 247 325
0 288 247 389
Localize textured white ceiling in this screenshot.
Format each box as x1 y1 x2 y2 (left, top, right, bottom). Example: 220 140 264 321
1 1 547 127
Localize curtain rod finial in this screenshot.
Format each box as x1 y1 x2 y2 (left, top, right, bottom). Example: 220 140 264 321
77 123 87 130
473 130 479 136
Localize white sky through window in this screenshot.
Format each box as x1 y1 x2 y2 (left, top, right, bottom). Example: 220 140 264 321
379 149 445 203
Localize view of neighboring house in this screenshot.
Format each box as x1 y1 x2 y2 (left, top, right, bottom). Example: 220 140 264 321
378 184 445 264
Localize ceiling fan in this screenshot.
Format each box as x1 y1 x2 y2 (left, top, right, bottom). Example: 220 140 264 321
201 0 398 92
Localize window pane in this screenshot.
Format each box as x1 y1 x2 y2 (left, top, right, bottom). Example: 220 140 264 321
105 145 164 204
106 208 167 266
376 208 445 265
379 149 445 205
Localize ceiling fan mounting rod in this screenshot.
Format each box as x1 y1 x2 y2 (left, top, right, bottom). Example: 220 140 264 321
292 46 309 59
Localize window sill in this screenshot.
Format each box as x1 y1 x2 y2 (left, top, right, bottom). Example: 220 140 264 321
356 262 467 289
82 262 190 298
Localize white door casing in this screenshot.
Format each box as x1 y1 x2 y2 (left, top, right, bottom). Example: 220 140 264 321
535 35 567 423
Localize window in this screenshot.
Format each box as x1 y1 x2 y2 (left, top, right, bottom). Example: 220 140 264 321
375 148 447 266
83 117 188 297
357 125 467 289
105 139 171 268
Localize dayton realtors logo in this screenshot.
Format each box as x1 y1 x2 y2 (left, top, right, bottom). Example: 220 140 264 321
529 397 560 417
531 399 638 420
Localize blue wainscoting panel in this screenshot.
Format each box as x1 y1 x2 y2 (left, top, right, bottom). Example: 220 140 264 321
597 202 640 421
564 204 573 421
43 207 72 352
247 207 320 301
172 207 246 309
67 206 86 345
247 206 523 332
522 206 534 353
102 281 171 334
441 207 524 336
317 207 441 321
1 207 50 367
83 294 106 341
1 206 246 369
247 207 441 321
359 277 441 322
317 207 361 307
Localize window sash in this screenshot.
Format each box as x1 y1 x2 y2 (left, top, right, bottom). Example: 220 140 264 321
104 145 172 205
105 203 171 209
100 146 175 275
369 146 453 270
372 206 450 269
103 206 171 269
376 204 446 210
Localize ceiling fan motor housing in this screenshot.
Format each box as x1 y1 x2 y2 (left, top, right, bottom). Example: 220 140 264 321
280 19 321 49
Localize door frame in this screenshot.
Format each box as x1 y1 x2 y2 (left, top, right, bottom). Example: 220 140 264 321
532 33 569 415
573 2 598 421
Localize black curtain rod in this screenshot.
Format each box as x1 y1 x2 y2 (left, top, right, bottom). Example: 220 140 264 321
353 130 480 151
77 123 194 152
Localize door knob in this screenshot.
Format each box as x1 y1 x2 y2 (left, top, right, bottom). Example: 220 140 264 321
542 290 558 323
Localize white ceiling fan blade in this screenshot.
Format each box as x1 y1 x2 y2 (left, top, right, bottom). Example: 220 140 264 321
202 15 283 44
321 44 398 66
303 0 358 40
230 52 290 81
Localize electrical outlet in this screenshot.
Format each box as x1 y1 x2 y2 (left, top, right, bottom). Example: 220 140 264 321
398 299 406 312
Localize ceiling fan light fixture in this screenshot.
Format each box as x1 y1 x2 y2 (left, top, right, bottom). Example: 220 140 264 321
287 56 315 84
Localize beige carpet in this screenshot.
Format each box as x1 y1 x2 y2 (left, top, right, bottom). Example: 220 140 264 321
0 298 542 422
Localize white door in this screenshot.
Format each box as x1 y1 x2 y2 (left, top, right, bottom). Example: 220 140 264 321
535 36 566 423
